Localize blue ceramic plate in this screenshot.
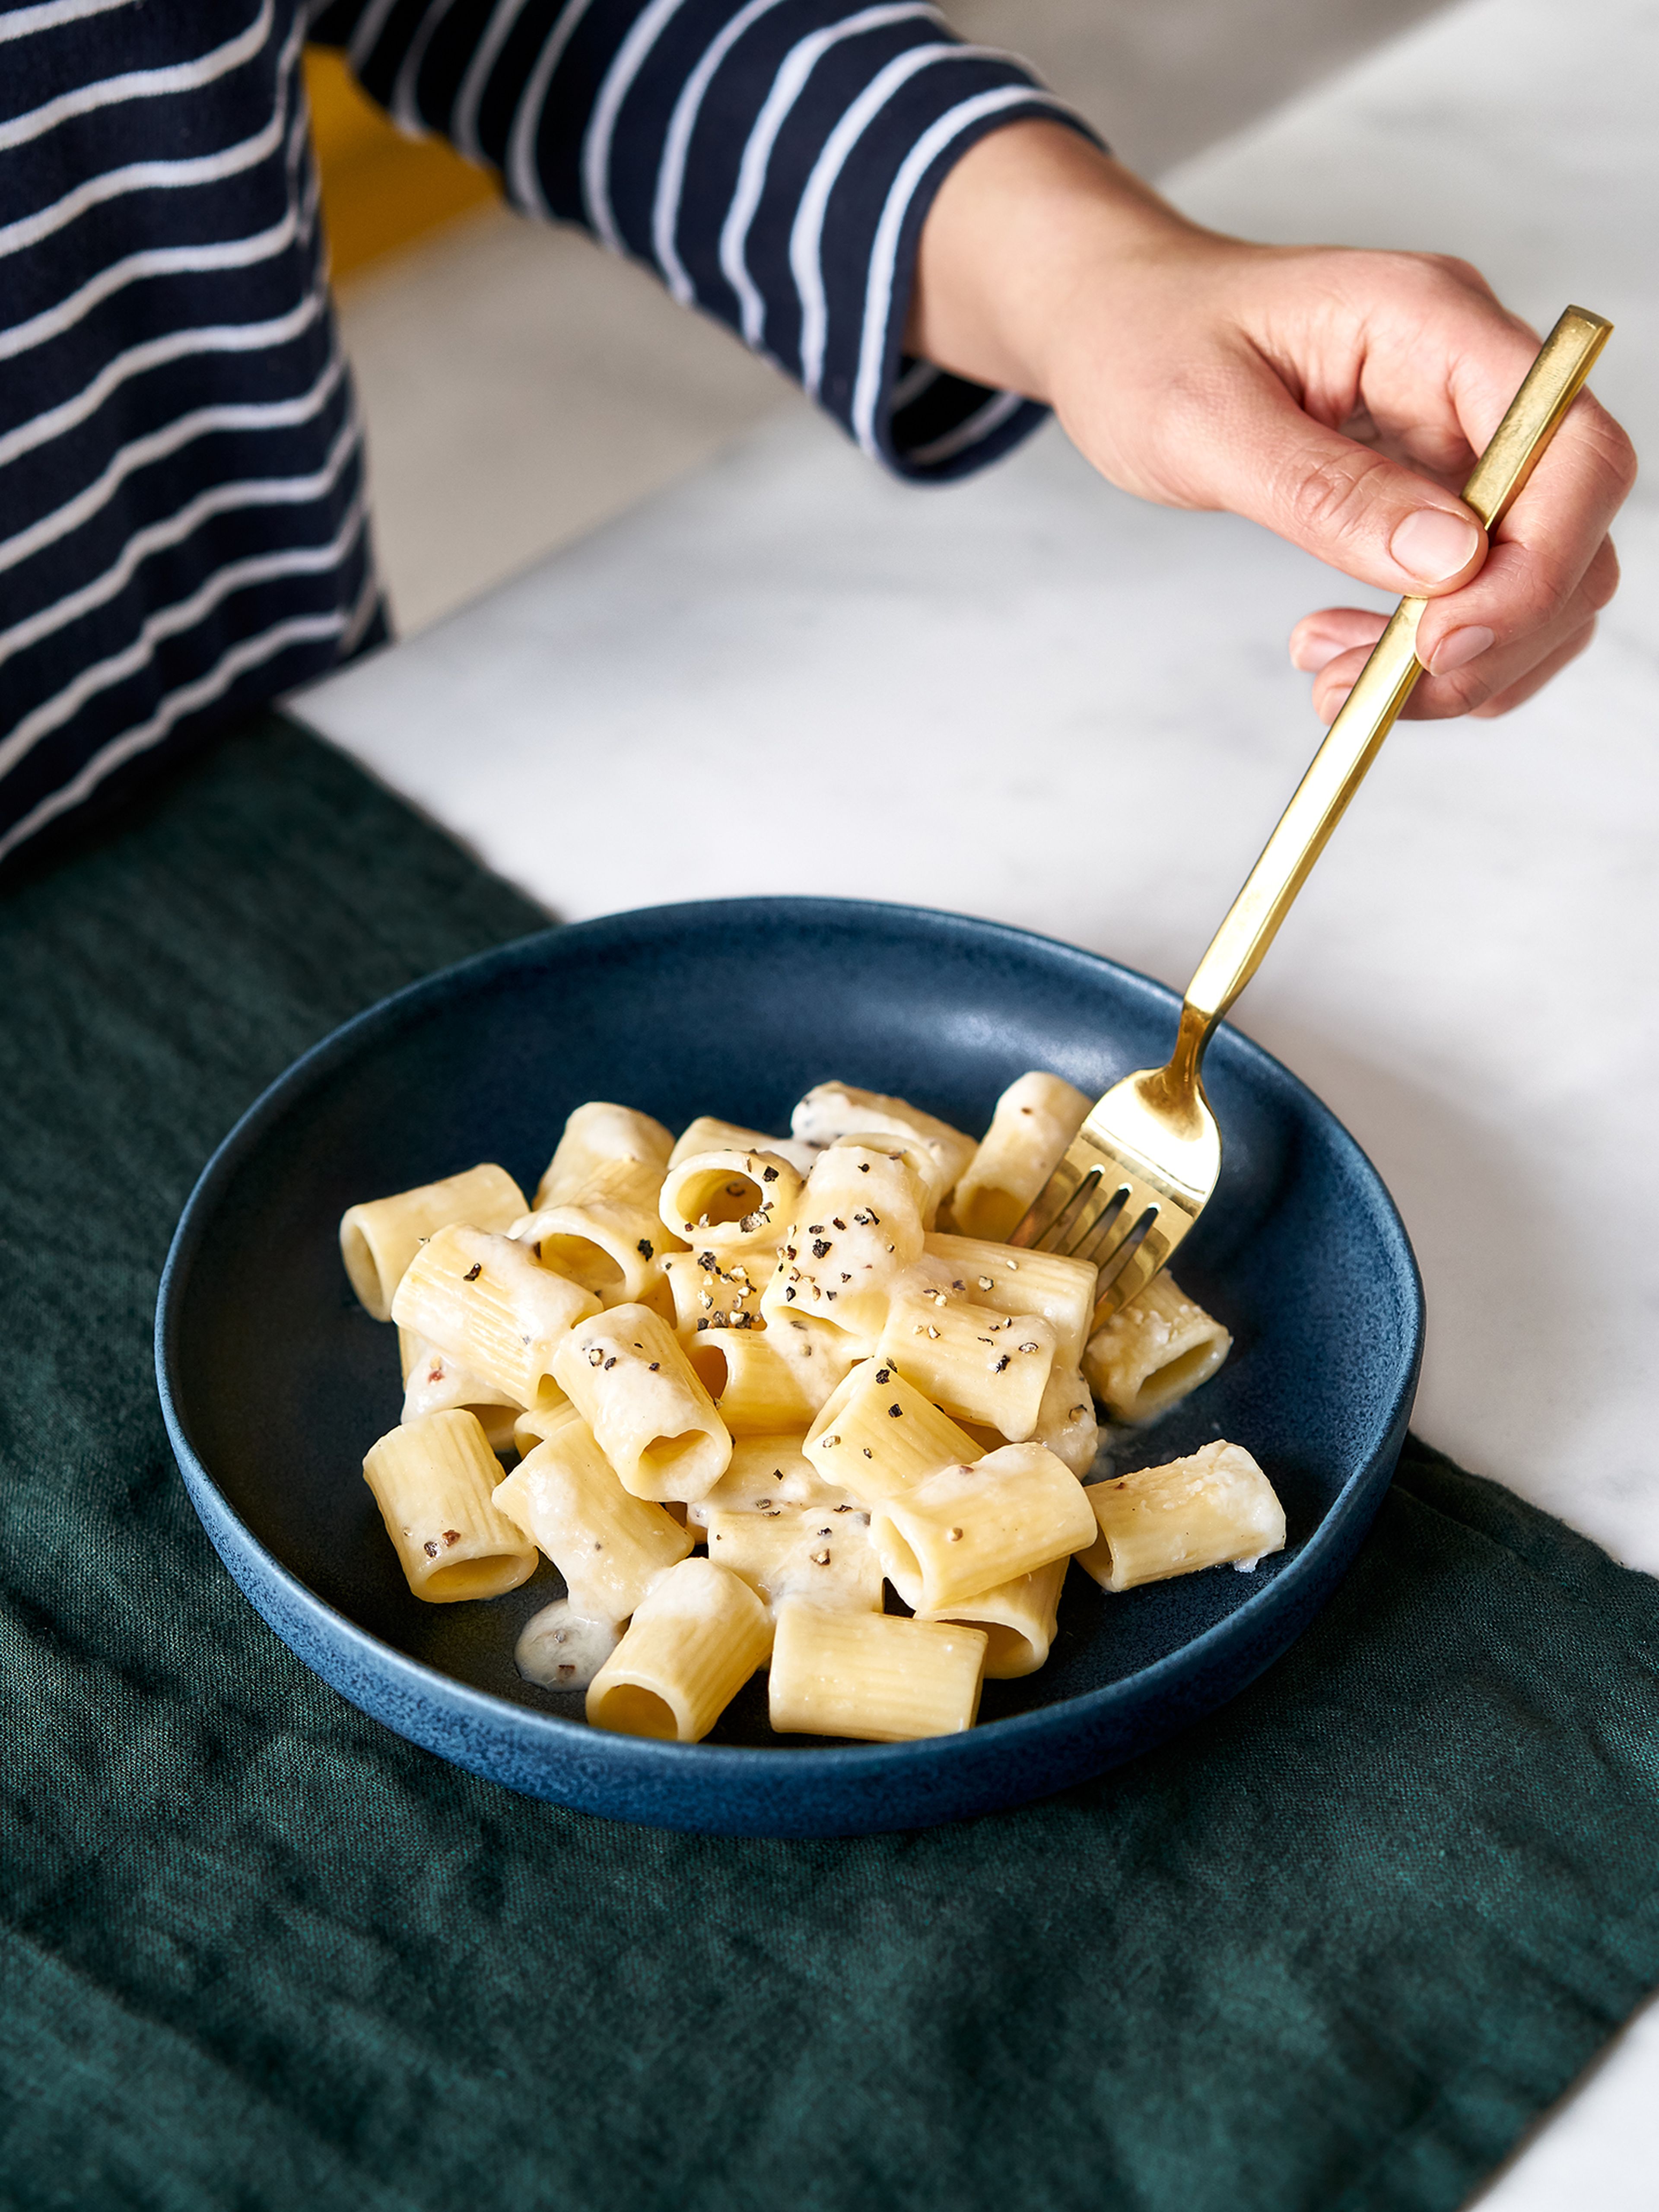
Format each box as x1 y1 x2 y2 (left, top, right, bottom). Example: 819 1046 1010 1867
157 898 1421 1837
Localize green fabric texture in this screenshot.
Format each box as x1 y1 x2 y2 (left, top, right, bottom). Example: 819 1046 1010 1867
3 713 1657 2212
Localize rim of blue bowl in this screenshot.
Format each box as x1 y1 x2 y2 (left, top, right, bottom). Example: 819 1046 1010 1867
156 895 1424 1818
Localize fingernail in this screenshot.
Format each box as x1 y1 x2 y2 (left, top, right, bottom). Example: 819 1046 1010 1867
1390 507 1482 583
1290 634 1348 674
1428 624 1496 675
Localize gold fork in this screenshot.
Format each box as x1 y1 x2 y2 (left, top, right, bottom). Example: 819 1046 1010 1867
1010 304 1613 1332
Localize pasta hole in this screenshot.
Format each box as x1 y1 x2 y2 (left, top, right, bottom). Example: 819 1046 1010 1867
537 1233 625 1297
960 1186 1023 1245
639 1430 711 1490
420 1553 531 1602
590 1684 680 1739
977 1622 1036 1675
879 1526 921 1589
1132 1341 1227 1418
686 1343 728 1399
340 1222 388 1316
675 1168 762 1229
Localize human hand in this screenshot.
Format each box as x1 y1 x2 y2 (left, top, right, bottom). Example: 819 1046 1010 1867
907 123 1635 721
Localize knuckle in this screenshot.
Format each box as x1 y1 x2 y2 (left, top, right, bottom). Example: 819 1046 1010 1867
1281 447 1394 550
1590 413 1640 502
1584 538 1621 614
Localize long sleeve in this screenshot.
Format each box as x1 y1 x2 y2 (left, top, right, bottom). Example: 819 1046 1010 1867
0 0 1089 873
308 0 1096 480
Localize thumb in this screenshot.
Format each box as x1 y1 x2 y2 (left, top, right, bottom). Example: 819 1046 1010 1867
1210 370 1488 598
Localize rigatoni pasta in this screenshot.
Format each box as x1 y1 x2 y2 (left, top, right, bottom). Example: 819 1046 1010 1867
769 1605 987 1740
493 1416 693 1618
804 1359 984 1503
704 1503 882 1615
586 1558 772 1741
915 1554 1068 1679
760 1143 926 1341
1078 1442 1285 1591
1084 1274 1234 1425
338 1066 1274 1749
391 1224 600 1408
868 1441 1096 1611
551 1303 732 1503
362 1410 539 1602
341 1162 527 1320
950 1071 1092 1243
877 1291 1055 1441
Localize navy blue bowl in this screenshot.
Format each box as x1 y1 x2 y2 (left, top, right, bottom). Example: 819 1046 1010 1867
156 898 1421 1837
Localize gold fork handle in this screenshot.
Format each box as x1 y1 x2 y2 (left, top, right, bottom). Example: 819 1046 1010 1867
1176 304 1613 1053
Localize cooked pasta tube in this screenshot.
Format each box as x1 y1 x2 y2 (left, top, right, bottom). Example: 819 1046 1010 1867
686 1433 851 1528
950 1072 1093 1243
826 1130 946 1225
512 1195 676 1308
768 1605 986 1741
916 1554 1067 1678
362 1410 539 1602
670 1116 820 1176
586 1558 771 1741
400 1335 520 1454
1033 1364 1099 1478
704 1503 881 1615
877 1292 1055 1442
869 1441 1096 1611
493 1418 692 1618
512 1398 578 1458
658 1147 802 1253
804 1359 984 1503
391 1225 600 1408
1077 1441 1285 1592
1084 1274 1233 1424
685 1325 860 1435
660 1247 770 1336
790 1084 976 1212
340 1162 526 1321
669 1113 772 1166
914 1233 1097 1370
534 1101 673 1212
759 1144 925 1340
551 1303 732 1503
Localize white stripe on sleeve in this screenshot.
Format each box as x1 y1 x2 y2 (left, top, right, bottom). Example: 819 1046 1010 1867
505 0 601 215
651 0 784 303
791 38 958 396
582 0 690 250
849 82 1058 455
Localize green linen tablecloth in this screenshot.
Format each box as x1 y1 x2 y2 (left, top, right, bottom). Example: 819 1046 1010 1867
3 714 1657 2212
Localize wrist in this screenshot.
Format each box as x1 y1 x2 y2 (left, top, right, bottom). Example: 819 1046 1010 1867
906 122 1214 404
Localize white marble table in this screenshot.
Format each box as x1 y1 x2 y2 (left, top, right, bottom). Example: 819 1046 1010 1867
296 0 1659 2197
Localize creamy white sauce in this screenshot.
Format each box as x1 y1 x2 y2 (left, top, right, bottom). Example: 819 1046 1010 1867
515 1600 620 1691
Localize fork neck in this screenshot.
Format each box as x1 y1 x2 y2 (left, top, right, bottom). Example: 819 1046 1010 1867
1164 999 1212 1104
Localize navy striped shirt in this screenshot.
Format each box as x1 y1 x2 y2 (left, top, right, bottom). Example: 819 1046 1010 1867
0 0 1084 868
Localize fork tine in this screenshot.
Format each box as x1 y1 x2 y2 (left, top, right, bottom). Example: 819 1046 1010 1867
1090 1217 1181 1333
1012 1156 1104 1250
